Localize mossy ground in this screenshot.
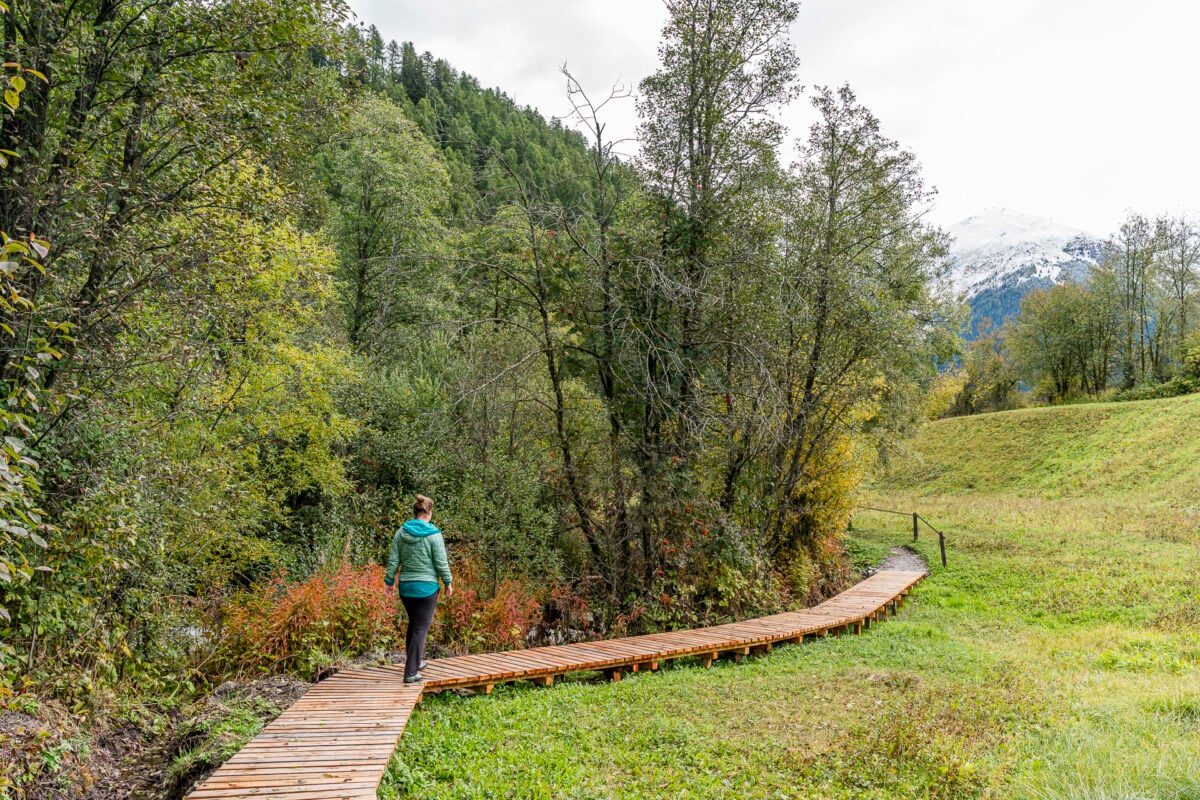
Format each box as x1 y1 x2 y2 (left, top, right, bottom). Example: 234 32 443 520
381 395 1200 799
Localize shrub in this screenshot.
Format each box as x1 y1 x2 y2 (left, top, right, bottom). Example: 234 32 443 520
1182 334 1200 379
773 434 860 602
1113 376 1200 403
630 558 789 634
625 506 793 633
434 555 542 654
218 563 400 677
924 369 967 420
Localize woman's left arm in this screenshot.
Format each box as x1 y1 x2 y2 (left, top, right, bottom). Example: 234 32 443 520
384 531 402 587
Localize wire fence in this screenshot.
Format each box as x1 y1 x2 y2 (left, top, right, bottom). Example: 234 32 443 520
855 505 948 567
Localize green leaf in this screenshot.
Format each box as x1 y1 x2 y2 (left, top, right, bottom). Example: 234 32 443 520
30 532 47 548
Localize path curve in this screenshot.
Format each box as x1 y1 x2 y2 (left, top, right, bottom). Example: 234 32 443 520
186 569 925 799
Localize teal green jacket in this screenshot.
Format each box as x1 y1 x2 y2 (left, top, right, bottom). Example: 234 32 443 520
384 519 453 588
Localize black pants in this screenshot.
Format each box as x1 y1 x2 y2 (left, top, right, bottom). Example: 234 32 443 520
400 591 439 678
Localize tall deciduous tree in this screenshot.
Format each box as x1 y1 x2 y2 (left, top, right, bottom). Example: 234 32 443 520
319 94 451 351
1010 283 1090 401
0 0 360 686
756 86 949 588
1098 214 1157 386
1157 215 1200 365
632 0 800 584
1073 276 1120 396
950 320 1020 417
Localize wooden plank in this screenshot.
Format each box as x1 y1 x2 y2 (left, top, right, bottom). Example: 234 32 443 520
195 766 384 781
188 777 381 793
190 787 377 800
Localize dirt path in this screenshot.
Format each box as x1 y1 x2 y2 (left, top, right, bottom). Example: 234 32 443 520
873 545 929 575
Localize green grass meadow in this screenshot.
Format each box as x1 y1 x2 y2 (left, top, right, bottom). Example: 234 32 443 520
381 395 1200 799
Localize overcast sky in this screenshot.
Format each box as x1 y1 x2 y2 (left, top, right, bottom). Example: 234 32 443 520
348 0 1200 235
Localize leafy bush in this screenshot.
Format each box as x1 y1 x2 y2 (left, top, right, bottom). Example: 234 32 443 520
623 508 792 633
924 369 967 420
218 564 399 678
773 435 860 603
1182 333 1200 379
434 555 542 654
1113 376 1200 402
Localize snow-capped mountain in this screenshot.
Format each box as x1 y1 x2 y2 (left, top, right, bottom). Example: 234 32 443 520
947 208 1104 335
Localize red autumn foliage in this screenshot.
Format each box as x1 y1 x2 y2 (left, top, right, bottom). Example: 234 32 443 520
609 604 646 638
219 564 400 676
434 555 542 655
218 556 549 676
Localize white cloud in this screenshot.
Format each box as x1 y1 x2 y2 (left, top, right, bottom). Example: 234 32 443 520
350 0 1200 234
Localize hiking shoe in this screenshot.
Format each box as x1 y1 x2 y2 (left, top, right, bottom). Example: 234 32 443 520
419 660 428 670
404 673 424 684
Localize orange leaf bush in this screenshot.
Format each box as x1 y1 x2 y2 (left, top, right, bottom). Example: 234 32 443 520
218 563 400 677
434 555 542 654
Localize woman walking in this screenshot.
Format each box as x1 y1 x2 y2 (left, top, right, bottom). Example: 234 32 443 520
384 494 453 684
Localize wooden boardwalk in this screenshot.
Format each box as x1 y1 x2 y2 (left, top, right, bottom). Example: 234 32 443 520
186 570 925 799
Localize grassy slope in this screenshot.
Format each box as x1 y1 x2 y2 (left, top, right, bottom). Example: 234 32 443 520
382 396 1200 800
882 393 1200 504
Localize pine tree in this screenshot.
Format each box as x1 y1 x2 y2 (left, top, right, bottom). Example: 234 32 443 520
400 42 428 103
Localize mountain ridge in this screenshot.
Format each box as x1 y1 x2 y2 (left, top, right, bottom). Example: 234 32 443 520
947 208 1104 335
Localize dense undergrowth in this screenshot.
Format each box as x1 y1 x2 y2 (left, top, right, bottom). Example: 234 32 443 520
380 395 1200 799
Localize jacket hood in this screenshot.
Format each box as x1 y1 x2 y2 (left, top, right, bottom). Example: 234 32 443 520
400 519 441 538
